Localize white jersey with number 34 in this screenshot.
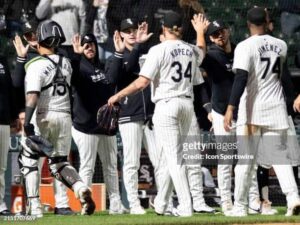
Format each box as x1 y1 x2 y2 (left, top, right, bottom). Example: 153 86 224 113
233 34 289 129
140 40 204 103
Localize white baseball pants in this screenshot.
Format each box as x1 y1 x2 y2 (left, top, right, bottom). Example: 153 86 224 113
72 127 122 208
0 125 9 212
119 121 162 208
153 98 198 216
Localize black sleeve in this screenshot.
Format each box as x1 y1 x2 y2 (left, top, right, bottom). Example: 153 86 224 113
86 4 97 32
105 52 124 84
228 69 248 107
200 54 215 78
70 53 82 86
4 58 18 121
199 83 210 106
296 50 300 69
11 56 26 88
125 44 141 72
281 61 297 116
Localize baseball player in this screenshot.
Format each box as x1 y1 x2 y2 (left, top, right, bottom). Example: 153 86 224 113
0 55 17 216
200 19 271 215
110 18 158 215
21 20 95 217
12 19 75 216
223 7 300 217
108 12 209 217
158 26 215 214
70 32 127 215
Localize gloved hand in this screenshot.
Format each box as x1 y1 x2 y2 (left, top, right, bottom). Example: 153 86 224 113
24 123 35 136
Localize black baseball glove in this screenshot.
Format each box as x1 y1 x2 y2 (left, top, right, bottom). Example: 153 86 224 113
26 135 54 157
96 103 120 136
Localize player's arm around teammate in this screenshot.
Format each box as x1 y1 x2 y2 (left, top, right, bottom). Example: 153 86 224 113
108 13 209 217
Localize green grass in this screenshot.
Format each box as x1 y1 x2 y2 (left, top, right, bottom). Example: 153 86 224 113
1 208 300 225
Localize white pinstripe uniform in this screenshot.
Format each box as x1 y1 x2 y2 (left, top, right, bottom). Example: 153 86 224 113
25 55 87 196
118 54 164 210
71 127 123 212
140 40 205 216
118 121 162 209
212 110 260 212
0 125 10 212
232 34 300 211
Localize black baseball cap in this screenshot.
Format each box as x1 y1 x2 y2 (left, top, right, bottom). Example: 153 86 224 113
22 19 39 35
120 18 138 31
207 20 227 36
162 11 182 29
81 33 97 46
247 7 267 26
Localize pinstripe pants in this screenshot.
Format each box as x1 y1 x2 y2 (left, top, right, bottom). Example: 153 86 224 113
119 121 162 208
212 110 259 205
72 127 122 208
234 125 299 209
153 98 196 216
0 125 9 211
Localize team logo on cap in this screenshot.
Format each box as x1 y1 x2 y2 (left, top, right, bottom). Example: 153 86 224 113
213 21 220 27
25 22 32 29
126 19 133 25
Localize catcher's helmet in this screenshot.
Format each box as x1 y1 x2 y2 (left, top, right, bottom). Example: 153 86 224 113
36 20 66 48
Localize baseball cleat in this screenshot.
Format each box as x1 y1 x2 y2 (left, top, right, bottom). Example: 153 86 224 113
248 198 261 214
221 200 233 213
109 203 129 215
27 198 43 218
194 204 215 213
261 200 278 215
130 205 146 215
286 200 300 216
224 206 247 217
78 188 95 215
171 207 193 217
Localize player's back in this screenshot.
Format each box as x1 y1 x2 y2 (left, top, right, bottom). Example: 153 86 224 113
25 55 73 114
235 35 287 105
148 40 204 102
234 35 288 129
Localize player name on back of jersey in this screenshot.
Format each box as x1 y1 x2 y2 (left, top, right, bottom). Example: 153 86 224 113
170 47 193 58
258 43 282 57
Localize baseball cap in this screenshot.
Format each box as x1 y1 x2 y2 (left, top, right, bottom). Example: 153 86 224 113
207 20 227 36
247 7 267 26
120 18 137 31
22 19 39 35
162 11 182 29
81 33 97 46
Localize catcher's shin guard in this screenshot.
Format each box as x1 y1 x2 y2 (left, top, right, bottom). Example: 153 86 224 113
18 140 40 199
48 156 82 189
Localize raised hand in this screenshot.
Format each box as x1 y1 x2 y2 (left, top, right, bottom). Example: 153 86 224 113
72 34 87 54
136 22 153 44
13 35 29 58
191 13 210 34
293 94 300 113
113 30 125 53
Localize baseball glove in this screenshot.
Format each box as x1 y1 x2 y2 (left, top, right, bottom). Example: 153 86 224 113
26 135 54 157
96 103 120 136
